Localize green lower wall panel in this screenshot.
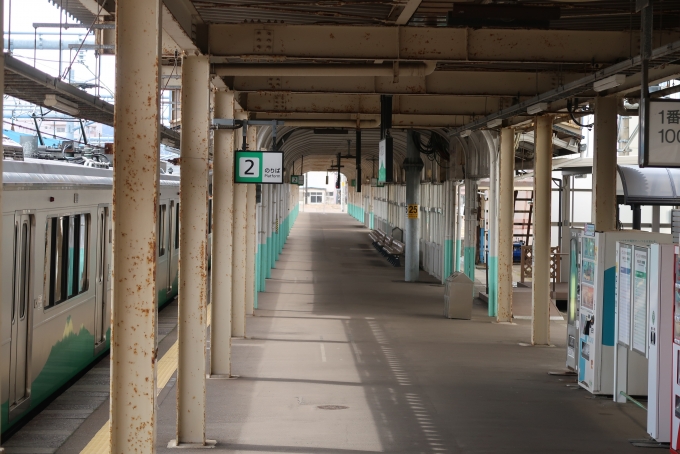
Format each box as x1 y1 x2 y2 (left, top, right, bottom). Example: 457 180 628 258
487 256 498 317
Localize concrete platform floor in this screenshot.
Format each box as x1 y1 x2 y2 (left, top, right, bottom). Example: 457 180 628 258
65 212 655 453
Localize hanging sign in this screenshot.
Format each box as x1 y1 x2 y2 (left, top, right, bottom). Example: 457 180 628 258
407 204 419 219
290 175 305 185
235 151 283 184
643 99 680 167
378 137 393 183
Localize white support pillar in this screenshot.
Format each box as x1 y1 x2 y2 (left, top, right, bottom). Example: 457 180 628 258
592 96 618 231
110 0 160 451
487 134 499 317
174 54 212 448
209 90 235 378
532 116 553 346
454 182 462 272
497 127 515 323
560 175 572 283
245 126 258 316
232 111 248 339
652 205 660 232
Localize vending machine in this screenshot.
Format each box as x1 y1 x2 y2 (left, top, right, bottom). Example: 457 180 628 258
566 228 582 372
671 246 680 452
578 228 672 395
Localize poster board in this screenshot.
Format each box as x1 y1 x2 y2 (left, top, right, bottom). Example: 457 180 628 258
632 246 649 354
617 242 633 346
581 236 596 311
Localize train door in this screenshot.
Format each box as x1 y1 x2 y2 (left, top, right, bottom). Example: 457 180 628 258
166 201 174 295
9 211 34 420
94 205 110 354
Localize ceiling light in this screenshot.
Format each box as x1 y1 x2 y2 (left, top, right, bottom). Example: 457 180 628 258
487 119 502 128
593 74 626 93
527 102 548 115
44 94 79 116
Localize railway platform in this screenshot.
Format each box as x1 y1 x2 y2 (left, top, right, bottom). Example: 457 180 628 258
24 212 655 454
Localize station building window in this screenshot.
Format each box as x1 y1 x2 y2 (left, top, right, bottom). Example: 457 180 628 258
45 213 90 308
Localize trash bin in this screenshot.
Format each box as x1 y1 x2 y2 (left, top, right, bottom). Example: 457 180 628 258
444 272 473 320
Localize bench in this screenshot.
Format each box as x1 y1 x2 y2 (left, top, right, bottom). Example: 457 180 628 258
368 229 404 267
383 239 405 267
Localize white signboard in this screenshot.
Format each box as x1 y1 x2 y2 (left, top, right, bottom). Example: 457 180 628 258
646 99 680 167
234 151 283 184
632 247 649 355
617 243 633 346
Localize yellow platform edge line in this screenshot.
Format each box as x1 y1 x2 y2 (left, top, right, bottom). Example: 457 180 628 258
80 305 212 453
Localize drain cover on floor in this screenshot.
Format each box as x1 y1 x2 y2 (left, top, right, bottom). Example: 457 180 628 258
317 405 349 410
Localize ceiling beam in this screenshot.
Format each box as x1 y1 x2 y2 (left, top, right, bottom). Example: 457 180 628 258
227 71 587 96
250 112 472 128
208 24 675 64
394 0 423 25
162 0 205 53
242 93 512 116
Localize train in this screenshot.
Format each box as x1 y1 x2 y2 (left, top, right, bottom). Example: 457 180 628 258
0 148 195 434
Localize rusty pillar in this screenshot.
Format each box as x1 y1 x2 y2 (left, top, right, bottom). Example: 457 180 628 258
592 96 618 232
232 110 248 338
110 0 160 452
532 116 553 346
173 54 212 448
245 126 258 316
497 127 515 323
209 90 235 378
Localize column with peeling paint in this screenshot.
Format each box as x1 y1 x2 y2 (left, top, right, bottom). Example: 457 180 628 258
404 131 424 282
487 137 499 317
497 127 515 323
454 182 461 272
232 111 248 339
110 0 160 451
532 116 553 346
245 126 258 316
174 54 211 447
592 96 618 231
210 90 234 378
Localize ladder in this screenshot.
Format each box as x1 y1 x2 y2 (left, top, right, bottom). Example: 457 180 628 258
514 190 534 246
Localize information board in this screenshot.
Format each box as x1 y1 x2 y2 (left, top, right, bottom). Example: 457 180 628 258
581 237 596 311
290 175 304 185
632 246 649 354
407 204 419 219
644 99 680 167
617 243 633 346
234 151 283 184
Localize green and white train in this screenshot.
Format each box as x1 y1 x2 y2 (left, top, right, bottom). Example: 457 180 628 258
0 156 187 434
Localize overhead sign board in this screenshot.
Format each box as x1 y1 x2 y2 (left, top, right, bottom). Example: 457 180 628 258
290 175 305 185
235 151 283 184
643 99 680 167
378 137 393 183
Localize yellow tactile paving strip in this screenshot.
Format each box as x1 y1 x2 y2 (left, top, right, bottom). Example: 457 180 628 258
81 306 211 453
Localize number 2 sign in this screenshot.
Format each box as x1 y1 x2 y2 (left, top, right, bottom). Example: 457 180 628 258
234 151 283 184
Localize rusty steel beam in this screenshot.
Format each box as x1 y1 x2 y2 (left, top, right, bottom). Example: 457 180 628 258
228 71 587 97
208 24 675 64
497 127 514 324
110 0 161 452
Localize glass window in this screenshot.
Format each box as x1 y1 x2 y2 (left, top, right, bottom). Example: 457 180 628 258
159 204 167 257
46 213 90 308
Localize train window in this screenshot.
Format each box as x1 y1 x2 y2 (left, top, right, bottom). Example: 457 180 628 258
45 213 90 308
158 204 167 257
175 203 180 249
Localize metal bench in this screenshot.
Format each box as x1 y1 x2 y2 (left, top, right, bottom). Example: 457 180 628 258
369 229 385 245
383 239 405 267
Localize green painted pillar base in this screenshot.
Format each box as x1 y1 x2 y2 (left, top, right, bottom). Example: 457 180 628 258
464 246 475 282
443 239 453 279
487 256 498 317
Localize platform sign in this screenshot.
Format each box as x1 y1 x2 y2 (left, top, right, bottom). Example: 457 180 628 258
644 99 680 167
235 151 283 184
379 137 393 183
290 175 304 185
407 204 419 219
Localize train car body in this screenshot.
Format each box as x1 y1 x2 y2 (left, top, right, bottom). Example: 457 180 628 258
0 159 183 432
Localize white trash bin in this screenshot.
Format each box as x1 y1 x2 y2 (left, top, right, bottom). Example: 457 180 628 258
444 272 473 320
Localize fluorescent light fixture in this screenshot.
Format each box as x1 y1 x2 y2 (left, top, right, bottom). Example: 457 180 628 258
527 102 548 115
593 74 626 93
460 130 472 138
487 119 502 128
44 94 79 116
